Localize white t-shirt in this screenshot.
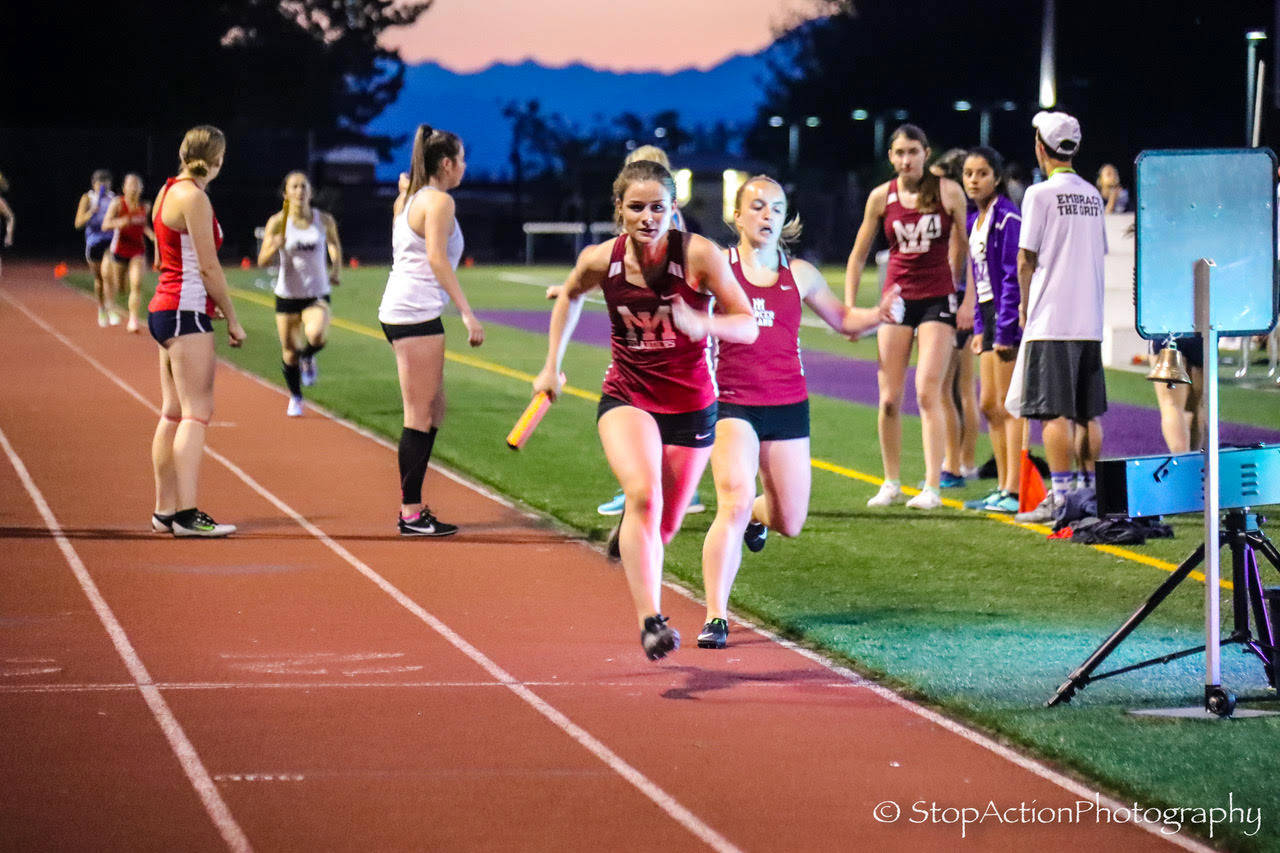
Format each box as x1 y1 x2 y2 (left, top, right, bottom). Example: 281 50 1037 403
1018 170 1107 341
378 186 464 325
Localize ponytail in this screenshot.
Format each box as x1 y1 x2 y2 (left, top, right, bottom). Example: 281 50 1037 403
407 123 462 196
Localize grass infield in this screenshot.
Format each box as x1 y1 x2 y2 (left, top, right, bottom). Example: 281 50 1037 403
73 263 1280 850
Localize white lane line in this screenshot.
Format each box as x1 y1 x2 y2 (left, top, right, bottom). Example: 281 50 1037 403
1 287 741 853
0 679 858 694
0 426 251 853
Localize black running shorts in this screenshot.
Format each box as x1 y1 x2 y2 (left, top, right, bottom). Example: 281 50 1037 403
596 393 718 448
717 399 810 442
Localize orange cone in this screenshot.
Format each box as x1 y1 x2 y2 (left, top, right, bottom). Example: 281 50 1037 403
53 262 68 278
240 257 251 269
1017 421 1047 513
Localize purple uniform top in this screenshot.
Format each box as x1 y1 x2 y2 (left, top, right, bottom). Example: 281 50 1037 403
966 194 1022 347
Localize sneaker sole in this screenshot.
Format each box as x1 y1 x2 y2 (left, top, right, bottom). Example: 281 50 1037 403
172 526 235 538
696 636 727 649
399 527 458 537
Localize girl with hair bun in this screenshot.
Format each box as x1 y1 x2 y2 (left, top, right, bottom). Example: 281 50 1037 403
148 124 244 538
845 124 972 511
533 159 758 661
695 176 895 649
378 124 483 538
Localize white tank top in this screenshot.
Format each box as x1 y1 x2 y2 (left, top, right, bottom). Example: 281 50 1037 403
378 186 464 324
274 210 330 299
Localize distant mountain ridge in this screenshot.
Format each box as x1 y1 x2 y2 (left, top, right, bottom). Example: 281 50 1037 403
367 47 788 179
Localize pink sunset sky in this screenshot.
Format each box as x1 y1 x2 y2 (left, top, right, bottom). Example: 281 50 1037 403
382 0 827 73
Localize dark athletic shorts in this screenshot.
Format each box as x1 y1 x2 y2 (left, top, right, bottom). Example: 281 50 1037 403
1020 339 1107 421
275 294 331 314
717 399 810 442
86 241 110 263
111 249 143 264
149 310 213 345
381 317 444 343
1153 334 1205 369
596 392 717 448
891 293 956 329
978 300 998 352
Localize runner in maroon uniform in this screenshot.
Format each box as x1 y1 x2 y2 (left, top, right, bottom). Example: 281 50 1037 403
533 159 757 661
102 173 155 333
845 124 972 510
696 176 895 648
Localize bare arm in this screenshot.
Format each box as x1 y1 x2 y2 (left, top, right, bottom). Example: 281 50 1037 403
1017 248 1037 328
180 188 244 347
795 258 894 338
844 185 886 305
322 211 343 286
673 234 757 345
73 193 93 229
533 243 608 400
414 190 483 347
0 195 13 245
100 198 127 230
257 213 284 266
943 180 974 331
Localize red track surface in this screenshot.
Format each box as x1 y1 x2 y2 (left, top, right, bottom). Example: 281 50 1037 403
0 267 1197 851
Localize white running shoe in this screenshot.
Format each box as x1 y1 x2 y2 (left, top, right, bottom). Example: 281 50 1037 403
906 488 943 510
1015 495 1057 524
286 396 304 417
126 316 140 334
866 482 905 507
107 311 122 326
97 309 109 327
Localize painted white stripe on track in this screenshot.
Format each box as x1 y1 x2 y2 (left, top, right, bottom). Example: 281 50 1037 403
0 287 742 853
4 284 1208 853
0 425 252 853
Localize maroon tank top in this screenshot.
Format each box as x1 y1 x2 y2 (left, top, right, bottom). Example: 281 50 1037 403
600 231 715 414
883 178 955 300
716 247 806 406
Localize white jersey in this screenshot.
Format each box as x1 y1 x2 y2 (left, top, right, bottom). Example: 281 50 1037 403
1018 170 1107 341
378 186 464 325
274 210 330 299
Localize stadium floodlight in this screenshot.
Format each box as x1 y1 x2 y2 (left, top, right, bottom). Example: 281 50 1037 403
804 116 821 128
851 109 869 121
1247 30 1267 41
674 168 692 207
1001 100 1018 111
892 109 909 121
654 126 667 139
953 100 972 112
768 115 784 128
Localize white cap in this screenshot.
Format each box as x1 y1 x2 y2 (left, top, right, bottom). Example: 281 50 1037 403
1032 111 1082 158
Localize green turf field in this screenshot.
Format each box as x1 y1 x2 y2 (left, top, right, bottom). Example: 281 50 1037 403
75 264 1280 850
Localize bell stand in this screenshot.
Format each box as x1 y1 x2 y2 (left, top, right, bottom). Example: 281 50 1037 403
1046 260 1280 715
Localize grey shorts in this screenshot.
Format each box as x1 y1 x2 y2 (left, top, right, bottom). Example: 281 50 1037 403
1020 339 1107 421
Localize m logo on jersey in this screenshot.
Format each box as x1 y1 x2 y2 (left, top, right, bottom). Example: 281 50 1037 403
617 305 677 349
752 297 775 328
892 214 942 254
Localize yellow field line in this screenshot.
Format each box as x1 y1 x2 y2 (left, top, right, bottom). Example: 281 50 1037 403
231 285 1216 587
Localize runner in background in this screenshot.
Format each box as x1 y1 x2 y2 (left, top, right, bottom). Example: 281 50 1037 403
258 171 343 416
73 169 117 326
0 171 14 276
697 176 894 649
101 173 155 333
533 159 757 661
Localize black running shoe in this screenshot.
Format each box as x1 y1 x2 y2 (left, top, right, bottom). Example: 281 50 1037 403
605 506 624 559
151 512 175 533
398 508 458 537
696 618 729 649
171 509 236 538
744 520 768 553
641 614 680 661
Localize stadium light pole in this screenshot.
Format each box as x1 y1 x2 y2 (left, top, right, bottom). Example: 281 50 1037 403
1039 0 1056 108
770 115 821 173
1246 30 1267 144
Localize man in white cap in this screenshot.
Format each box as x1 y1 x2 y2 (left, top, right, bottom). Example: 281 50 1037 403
1009 110 1107 523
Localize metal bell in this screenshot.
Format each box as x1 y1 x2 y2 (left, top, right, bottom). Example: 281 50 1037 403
1147 341 1191 388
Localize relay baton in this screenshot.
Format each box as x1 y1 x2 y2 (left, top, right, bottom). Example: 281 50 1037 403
506 392 552 450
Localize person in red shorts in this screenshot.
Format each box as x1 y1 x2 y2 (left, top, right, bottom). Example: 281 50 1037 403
845 124 972 510
696 176 896 649
102 173 155 333
533 159 757 661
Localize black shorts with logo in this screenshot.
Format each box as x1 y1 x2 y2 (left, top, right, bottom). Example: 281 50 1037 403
892 293 957 329
717 399 810 442
596 393 717 448
275 294 331 314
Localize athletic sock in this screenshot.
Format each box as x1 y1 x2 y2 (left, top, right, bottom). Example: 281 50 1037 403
282 361 302 397
300 341 326 359
1050 471 1073 505
398 426 438 506
1081 469 1095 489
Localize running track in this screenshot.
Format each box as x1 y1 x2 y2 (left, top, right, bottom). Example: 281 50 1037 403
0 268 1202 851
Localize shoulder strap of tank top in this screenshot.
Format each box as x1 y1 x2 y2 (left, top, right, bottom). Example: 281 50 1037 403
666 229 686 281
156 176 194 221
607 233 627 276
777 248 789 269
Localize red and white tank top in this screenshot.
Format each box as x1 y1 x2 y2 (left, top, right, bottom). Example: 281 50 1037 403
149 177 222 315
716 247 806 406
600 231 716 414
883 178 954 300
109 198 147 259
